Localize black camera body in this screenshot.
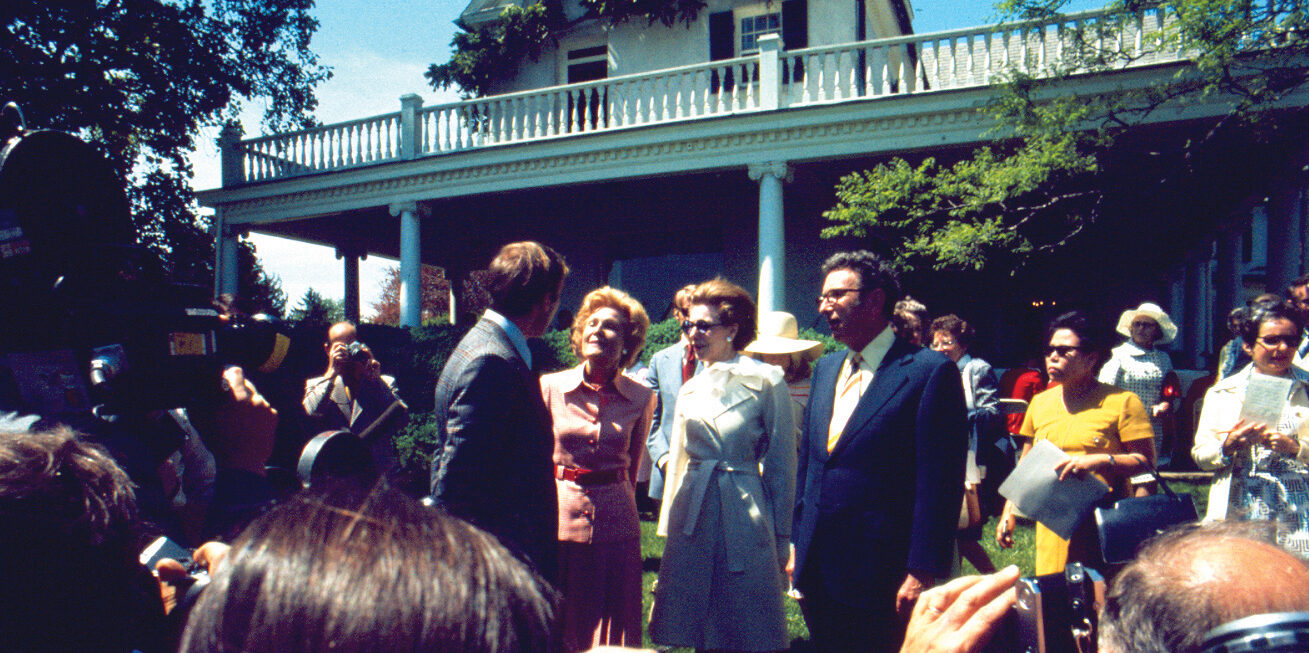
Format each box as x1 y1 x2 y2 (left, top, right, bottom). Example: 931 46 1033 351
344 340 371 365
985 563 1106 653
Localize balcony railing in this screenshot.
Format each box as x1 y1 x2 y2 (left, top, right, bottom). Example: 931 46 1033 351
222 6 1181 185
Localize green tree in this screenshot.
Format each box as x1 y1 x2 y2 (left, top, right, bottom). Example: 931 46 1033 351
823 0 1309 272
368 265 452 326
427 0 704 97
0 0 329 306
288 288 343 325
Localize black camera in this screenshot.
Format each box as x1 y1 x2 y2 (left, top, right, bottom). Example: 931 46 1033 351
984 563 1106 653
344 341 372 365
0 123 293 418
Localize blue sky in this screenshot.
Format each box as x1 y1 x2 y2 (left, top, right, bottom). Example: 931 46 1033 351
190 0 1104 316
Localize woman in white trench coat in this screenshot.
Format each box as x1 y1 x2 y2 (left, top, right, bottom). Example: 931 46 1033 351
650 278 796 652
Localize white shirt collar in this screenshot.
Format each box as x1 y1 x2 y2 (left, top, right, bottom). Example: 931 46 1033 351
955 353 973 371
483 308 532 369
851 324 896 373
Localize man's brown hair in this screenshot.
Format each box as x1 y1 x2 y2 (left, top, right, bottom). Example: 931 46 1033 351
484 242 569 317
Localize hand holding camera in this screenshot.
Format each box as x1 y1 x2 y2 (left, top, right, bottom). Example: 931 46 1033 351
327 341 381 386
899 566 1020 653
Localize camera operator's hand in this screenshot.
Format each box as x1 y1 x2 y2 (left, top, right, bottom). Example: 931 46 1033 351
209 366 278 476
192 541 231 574
325 341 352 379
899 565 1021 653
154 541 231 614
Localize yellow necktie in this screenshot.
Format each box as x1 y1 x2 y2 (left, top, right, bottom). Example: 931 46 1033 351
828 353 866 452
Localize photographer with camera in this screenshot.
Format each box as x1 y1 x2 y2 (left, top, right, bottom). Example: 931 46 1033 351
898 521 1309 653
303 322 408 476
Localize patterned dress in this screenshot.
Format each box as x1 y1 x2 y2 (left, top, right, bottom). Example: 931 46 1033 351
1099 341 1173 454
1227 376 1309 557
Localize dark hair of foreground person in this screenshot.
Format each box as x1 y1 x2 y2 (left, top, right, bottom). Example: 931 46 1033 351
178 483 562 653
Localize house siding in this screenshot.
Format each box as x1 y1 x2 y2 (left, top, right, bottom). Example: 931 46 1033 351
485 0 906 95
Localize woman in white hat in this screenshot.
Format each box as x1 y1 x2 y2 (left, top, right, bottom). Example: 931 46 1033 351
744 311 825 429
1100 302 1179 468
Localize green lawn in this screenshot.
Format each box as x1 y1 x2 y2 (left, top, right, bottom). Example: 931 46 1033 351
638 478 1210 651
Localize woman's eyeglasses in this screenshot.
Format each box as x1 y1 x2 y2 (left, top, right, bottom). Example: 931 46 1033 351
1043 345 1084 357
1255 334 1299 349
680 320 724 334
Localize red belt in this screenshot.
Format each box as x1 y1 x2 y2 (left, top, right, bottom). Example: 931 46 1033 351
555 464 624 486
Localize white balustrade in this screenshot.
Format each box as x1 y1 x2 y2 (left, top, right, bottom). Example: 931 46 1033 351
232 6 1184 184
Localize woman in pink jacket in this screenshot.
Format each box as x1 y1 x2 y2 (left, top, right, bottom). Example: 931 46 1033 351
540 287 655 651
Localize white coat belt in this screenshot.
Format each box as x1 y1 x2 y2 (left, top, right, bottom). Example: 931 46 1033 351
682 458 762 572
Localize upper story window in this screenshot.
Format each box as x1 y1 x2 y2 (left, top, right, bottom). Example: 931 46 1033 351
566 44 609 84
737 8 781 55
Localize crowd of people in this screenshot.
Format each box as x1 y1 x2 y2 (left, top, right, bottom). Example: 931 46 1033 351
6 240 1309 652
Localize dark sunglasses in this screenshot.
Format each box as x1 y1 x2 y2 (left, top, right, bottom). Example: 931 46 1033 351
1043 345 1084 357
680 320 724 334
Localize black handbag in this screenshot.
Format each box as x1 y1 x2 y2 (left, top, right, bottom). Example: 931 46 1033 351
1094 462 1199 564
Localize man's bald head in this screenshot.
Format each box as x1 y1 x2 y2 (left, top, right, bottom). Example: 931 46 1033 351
1099 521 1309 653
327 322 357 346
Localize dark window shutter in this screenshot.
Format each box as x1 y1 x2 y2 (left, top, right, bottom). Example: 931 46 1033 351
782 0 807 50
709 10 735 93
709 11 734 60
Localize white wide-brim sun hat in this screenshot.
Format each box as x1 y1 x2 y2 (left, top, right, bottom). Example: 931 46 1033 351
1115 302 1178 345
744 311 824 360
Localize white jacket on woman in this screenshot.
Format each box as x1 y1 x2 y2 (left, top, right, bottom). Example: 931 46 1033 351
1191 365 1309 520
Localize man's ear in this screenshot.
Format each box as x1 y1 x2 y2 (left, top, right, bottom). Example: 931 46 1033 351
864 287 886 316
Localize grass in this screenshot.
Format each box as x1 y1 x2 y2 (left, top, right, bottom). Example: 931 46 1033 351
638 477 1211 650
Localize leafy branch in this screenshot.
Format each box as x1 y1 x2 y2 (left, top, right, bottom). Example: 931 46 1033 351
823 0 1309 273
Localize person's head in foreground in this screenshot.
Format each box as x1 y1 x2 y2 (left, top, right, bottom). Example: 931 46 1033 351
1098 520 1309 653
179 483 562 653
900 521 1309 653
0 427 165 652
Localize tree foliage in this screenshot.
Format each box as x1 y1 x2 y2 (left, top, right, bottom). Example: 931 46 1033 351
369 265 452 326
287 287 343 325
1 0 329 309
426 0 705 97
823 0 1309 272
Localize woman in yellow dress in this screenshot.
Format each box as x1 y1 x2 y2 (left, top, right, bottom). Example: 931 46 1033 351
995 311 1156 575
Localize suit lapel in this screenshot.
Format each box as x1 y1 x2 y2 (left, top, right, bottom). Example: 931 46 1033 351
807 353 842 463
827 339 916 459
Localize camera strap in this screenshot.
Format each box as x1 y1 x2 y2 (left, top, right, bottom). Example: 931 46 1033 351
1064 562 1096 653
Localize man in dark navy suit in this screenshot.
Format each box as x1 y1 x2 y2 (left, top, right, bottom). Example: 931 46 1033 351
791 251 967 652
430 241 568 584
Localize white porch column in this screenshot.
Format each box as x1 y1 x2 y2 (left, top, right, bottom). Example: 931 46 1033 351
1266 185 1303 294
337 246 365 324
1184 257 1205 368
214 209 239 299
391 201 422 327
1214 230 1242 327
748 162 793 314
399 94 424 160
757 34 782 111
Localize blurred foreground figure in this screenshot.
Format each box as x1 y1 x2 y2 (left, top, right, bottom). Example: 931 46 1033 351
1099 521 1309 653
178 484 562 653
0 428 168 652
899 521 1309 653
